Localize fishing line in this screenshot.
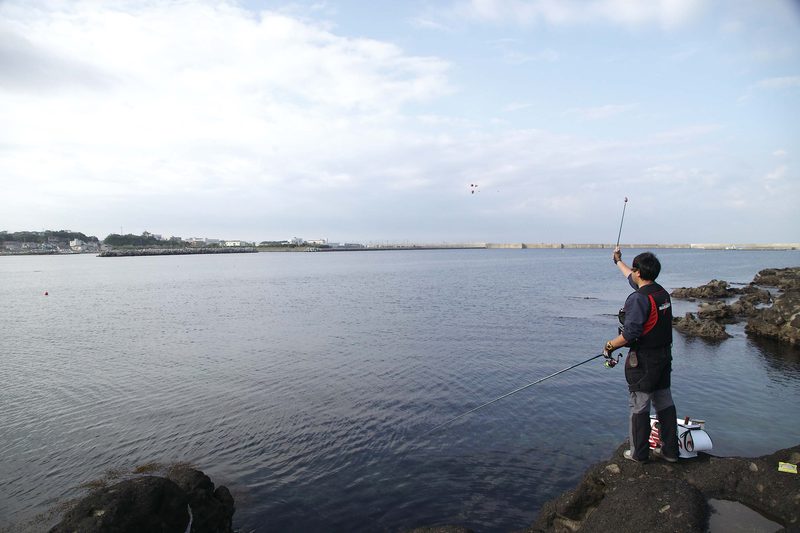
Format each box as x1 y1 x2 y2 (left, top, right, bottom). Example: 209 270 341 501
420 353 605 438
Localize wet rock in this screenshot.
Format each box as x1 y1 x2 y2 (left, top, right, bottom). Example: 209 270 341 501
746 289 800 347
671 280 738 300
740 285 772 304
49 468 234 533
728 289 771 319
752 267 800 291
697 301 736 323
673 313 731 341
670 268 799 346
49 476 189 533
167 467 235 533
526 443 800 533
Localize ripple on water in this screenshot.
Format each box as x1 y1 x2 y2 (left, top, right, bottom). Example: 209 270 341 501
2 250 800 533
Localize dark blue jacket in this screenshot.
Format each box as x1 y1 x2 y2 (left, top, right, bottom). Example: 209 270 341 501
622 275 672 349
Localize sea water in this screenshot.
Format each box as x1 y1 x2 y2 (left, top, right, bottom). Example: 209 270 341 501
1 248 799 532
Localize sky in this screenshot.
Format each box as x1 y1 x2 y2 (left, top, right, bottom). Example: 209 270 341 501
1 0 798 244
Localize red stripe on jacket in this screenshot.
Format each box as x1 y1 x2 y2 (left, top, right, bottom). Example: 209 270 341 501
642 294 659 336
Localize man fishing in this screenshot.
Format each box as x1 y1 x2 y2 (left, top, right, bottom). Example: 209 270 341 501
604 248 679 463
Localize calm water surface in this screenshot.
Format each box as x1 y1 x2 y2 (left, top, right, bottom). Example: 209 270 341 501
2 249 799 532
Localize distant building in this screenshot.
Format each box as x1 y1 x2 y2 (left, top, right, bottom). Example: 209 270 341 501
306 239 327 245
290 237 304 245
224 240 252 247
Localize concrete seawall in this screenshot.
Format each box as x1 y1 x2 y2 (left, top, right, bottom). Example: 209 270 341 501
98 247 258 257
485 243 800 250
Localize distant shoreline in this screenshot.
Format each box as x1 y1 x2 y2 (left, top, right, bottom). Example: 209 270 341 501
97 247 258 257
1 242 797 257
321 242 799 251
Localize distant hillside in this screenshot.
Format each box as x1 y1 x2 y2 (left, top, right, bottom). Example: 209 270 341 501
102 233 188 247
0 230 99 243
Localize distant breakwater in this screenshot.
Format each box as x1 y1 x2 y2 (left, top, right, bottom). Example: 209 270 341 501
332 243 800 251
98 247 258 257
488 242 800 250
63 242 800 258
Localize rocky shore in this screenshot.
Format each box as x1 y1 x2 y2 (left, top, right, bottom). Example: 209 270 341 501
49 466 234 533
672 266 800 346
50 444 799 533
524 443 799 533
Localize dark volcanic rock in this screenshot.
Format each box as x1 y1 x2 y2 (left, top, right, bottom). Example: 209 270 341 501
167 467 235 533
527 443 800 533
746 289 800 347
50 468 234 533
753 267 800 291
673 313 731 340
671 268 799 345
729 287 772 318
697 301 736 323
578 478 707 533
671 280 738 300
49 476 189 533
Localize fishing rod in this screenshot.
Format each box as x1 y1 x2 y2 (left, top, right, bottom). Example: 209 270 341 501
615 196 628 251
422 353 606 437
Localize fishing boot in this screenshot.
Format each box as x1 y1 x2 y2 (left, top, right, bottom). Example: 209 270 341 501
656 405 679 461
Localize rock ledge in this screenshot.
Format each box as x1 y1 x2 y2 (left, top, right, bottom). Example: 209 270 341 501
49 467 234 533
526 443 800 533
672 267 800 346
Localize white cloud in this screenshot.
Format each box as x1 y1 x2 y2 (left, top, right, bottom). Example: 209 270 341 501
410 16 454 31
739 75 800 102
451 0 706 28
754 76 800 90
564 103 638 120
489 39 559 64
1 1 796 243
719 18 743 34
503 101 535 112
650 124 721 141
0 2 453 205
761 164 792 195
773 149 787 157
763 165 787 182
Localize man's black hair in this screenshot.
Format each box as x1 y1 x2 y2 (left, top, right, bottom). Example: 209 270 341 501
632 252 661 281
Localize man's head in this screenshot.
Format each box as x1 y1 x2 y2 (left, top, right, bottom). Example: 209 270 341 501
631 252 661 281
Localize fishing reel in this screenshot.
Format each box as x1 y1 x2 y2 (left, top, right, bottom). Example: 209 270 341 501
603 311 627 369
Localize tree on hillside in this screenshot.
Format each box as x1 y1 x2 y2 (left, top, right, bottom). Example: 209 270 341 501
102 233 183 247
0 230 99 243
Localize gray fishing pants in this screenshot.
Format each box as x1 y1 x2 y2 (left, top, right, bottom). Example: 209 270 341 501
629 388 678 461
